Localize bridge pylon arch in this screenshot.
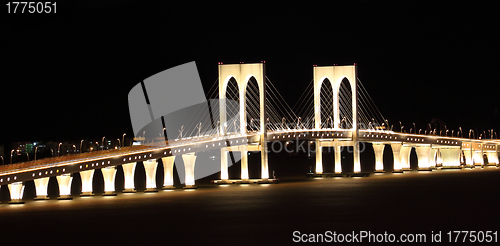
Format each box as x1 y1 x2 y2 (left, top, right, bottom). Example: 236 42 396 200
313 65 360 173
218 62 269 179
313 65 357 130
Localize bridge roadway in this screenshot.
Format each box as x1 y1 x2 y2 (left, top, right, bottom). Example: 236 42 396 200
1 129 498 203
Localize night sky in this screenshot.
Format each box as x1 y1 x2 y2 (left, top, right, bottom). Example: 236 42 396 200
3 1 499 150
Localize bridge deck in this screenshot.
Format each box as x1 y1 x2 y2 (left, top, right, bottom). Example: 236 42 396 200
0 145 151 174
1 129 498 186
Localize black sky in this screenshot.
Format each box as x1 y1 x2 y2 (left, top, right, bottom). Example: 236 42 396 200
2 1 499 149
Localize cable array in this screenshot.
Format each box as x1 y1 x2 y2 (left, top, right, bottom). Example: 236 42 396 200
163 74 388 142
291 78 387 131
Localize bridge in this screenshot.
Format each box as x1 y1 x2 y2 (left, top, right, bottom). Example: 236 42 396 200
2 62 498 204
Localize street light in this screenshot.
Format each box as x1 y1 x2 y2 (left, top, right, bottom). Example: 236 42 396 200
178 126 184 139
470 129 478 139
58 142 62 157
122 133 126 147
10 149 14 164
34 146 39 160
102 136 106 150
80 139 84 154
469 129 474 166
297 117 302 129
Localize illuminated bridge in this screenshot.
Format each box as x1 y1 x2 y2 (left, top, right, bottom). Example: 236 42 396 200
2 62 498 204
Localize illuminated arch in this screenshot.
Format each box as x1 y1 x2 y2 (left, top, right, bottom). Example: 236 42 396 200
219 74 262 134
317 77 334 128
222 76 240 133
219 63 265 135
218 62 269 179
313 65 357 130
244 76 261 132
337 76 355 129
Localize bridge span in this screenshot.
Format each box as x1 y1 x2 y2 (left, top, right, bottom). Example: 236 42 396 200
1 129 498 204
2 62 498 204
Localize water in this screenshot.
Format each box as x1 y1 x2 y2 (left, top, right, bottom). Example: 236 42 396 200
0 150 499 245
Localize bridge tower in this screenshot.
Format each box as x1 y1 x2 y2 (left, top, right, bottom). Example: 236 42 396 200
313 65 360 173
218 62 268 180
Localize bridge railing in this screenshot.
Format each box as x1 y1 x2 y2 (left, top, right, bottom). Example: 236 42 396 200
0 145 153 174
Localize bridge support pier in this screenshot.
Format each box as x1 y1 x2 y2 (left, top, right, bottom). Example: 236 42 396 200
391 143 403 172
56 173 73 200
8 182 25 204
220 148 229 181
463 149 473 167
143 159 158 192
261 142 269 180
416 145 432 171
486 151 499 166
315 140 323 174
440 147 461 168
430 147 438 169
80 169 95 196
122 162 137 193
353 140 361 173
372 143 385 172
334 140 342 173
34 177 50 200
102 166 117 196
474 151 484 166
436 149 443 166
400 145 412 171
240 146 249 180
162 156 175 189
182 153 197 189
